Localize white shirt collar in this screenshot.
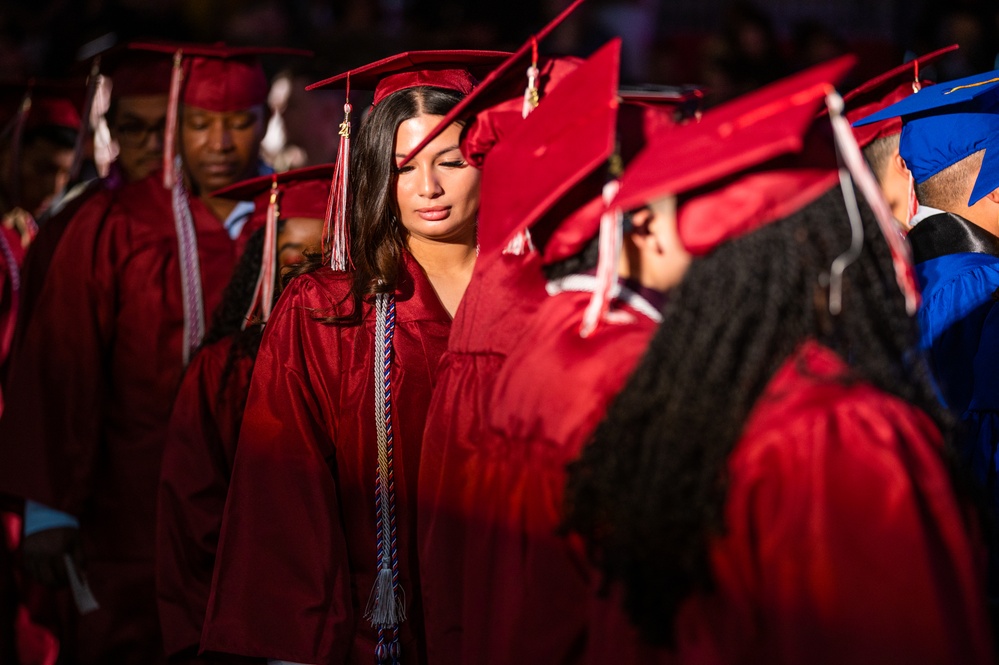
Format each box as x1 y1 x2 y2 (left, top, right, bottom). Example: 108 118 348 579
909 205 946 228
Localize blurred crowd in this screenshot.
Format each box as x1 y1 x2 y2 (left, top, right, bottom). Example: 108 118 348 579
3 0 999 105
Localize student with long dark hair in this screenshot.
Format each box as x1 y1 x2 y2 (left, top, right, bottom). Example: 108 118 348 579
156 167 328 664
563 58 994 664
201 52 504 665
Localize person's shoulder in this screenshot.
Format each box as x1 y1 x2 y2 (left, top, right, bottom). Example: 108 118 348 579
738 342 939 464
276 267 361 320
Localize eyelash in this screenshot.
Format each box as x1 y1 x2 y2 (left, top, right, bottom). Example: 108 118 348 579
395 160 466 173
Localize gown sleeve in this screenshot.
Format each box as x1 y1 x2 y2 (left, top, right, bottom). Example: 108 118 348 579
695 386 995 665
156 338 244 658
0 193 119 515
201 276 354 665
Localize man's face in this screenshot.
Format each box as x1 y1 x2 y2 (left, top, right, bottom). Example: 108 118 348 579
179 104 266 195
19 136 74 217
108 94 168 182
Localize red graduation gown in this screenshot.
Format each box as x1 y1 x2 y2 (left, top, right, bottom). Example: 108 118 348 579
457 282 660 665
202 252 451 665
416 246 548 665
0 173 258 665
157 334 253 659
11 179 115 357
0 223 26 411
665 341 994 664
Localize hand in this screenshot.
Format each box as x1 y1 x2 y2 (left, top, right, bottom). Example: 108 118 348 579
20 526 83 588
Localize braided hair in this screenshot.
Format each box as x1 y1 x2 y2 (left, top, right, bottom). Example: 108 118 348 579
202 223 284 404
561 185 961 647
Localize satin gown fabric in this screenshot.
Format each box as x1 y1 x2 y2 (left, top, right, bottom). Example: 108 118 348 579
202 252 451 665
0 172 258 665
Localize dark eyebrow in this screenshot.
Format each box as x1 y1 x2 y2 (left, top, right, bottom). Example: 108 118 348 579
278 241 305 253
395 144 461 161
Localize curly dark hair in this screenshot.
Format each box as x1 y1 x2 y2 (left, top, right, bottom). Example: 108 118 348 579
286 85 465 324
202 222 285 402
561 185 961 647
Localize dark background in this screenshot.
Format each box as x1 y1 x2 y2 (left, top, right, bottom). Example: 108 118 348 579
1 0 996 105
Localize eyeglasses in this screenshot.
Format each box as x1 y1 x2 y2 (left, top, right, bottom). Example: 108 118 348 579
112 119 166 148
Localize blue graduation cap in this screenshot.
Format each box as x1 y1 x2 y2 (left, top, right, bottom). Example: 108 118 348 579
853 68 999 205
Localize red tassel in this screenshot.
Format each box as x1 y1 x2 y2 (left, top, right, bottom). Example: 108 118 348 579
325 93 353 271
163 50 184 189
244 176 279 327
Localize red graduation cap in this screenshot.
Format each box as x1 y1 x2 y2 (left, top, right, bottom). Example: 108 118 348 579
304 50 509 271
610 54 920 314
842 44 958 149
123 42 312 188
477 39 621 256
398 0 588 167
211 163 333 324
1 79 85 218
95 44 176 99
612 55 858 253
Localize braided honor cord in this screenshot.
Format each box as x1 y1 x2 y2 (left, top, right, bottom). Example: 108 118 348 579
170 155 205 366
367 292 405 664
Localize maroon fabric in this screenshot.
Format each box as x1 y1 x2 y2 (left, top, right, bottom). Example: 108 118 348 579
455 287 659 665
157 335 253 658
202 252 451 665
417 246 549 665
0 223 27 411
658 342 994 664
11 179 117 360
0 172 261 665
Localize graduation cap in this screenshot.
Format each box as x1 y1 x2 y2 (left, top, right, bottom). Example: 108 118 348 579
122 42 312 188
479 39 690 335
211 163 333 324
853 66 999 205
397 0 588 168
304 50 510 271
0 79 85 218
612 54 920 314
843 44 958 150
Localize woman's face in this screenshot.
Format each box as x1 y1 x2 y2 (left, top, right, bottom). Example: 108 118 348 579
393 114 480 244
277 216 324 274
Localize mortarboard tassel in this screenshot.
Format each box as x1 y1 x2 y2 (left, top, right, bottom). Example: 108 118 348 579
163 50 184 189
68 56 101 186
505 40 543 257
521 38 540 119
324 95 354 271
579 179 623 337
243 177 280 328
825 90 920 315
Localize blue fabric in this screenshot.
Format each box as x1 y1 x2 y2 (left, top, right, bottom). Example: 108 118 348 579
23 500 79 536
223 199 256 240
851 68 999 205
899 113 999 204
916 252 999 522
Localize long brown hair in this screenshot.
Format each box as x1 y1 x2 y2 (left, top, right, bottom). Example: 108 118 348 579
288 85 465 323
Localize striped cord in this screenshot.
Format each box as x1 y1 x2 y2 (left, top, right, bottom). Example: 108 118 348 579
170 155 205 366
368 292 404 664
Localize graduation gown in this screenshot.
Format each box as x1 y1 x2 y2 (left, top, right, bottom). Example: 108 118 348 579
907 213 999 502
202 252 451 665
458 277 661 665
667 341 994 664
416 246 548 665
157 334 254 659
0 223 26 412
0 172 258 665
